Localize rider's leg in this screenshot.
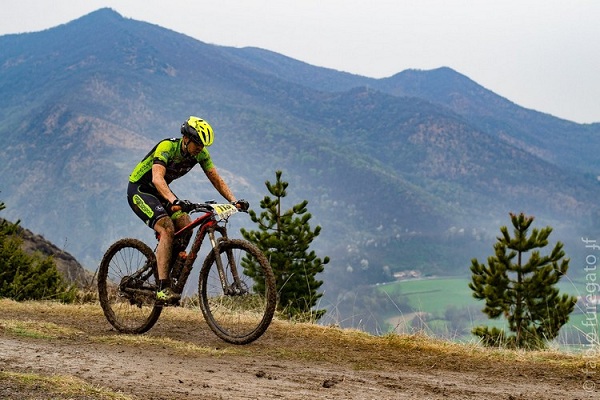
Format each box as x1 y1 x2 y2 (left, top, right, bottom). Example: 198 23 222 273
126 183 180 302
127 183 174 284
153 216 181 303
172 212 192 254
153 216 175 284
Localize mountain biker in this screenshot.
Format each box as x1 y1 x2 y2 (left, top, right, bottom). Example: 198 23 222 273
127 116 249 304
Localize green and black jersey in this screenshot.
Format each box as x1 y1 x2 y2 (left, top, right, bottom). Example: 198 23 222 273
129 138 214 186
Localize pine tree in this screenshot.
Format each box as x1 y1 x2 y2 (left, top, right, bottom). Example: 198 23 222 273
0 198 76 302
469 212 576 349
241 171 329 320
0 199 19 235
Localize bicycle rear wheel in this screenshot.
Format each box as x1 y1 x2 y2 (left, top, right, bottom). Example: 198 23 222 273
98 238 162 334
199 239 277 344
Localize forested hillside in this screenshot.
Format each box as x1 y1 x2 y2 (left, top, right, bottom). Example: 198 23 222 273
1 8 599 329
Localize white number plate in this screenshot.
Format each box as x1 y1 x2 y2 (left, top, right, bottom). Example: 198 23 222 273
212 203 237 221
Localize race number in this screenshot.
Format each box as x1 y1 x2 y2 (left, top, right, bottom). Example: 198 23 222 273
212 203 238 221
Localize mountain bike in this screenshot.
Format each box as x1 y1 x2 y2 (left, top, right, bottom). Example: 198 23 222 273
97 202 277 345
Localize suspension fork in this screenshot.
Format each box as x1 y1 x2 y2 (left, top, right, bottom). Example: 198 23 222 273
208 226 244 295
208 228 231 294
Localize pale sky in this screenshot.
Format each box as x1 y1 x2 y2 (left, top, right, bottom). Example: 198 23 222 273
2 0 599 123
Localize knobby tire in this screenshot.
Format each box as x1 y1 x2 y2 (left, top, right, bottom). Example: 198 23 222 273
199 239 276 345
98 238 162 334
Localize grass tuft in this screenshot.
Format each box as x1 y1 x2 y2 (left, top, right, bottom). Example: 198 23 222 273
0 371 133 399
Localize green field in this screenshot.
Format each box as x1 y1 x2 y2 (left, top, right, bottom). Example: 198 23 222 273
378 276 598 347
381 277 479 311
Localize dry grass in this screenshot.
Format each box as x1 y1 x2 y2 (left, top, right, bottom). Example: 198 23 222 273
0 371 133 400
0 319 83 339
0 297 596 398
0 298 104 316
263 317 591 371
94 333 251 357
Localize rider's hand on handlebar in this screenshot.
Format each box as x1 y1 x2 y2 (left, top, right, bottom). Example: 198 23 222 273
233 199 249 212
168 199 194 213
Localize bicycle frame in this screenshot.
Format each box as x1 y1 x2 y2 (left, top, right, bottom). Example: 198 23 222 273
164 210 229 295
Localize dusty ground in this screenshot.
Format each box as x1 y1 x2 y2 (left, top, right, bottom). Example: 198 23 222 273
0 300 598 400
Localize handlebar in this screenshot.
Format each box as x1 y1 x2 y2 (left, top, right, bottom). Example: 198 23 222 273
188 201 248 216
189 202 215 214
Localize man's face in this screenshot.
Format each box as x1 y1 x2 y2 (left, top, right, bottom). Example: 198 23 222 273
187 138 204 156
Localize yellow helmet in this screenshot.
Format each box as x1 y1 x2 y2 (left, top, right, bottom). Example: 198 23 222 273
180 116 214 146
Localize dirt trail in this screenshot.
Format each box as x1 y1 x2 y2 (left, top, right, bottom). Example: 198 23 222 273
0 301 597 400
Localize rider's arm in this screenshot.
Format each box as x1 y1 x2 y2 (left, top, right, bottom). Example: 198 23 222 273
205 167 236 203
152 164 178 204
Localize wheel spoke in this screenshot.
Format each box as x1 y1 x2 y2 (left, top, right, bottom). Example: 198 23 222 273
200 239 276 344
98 239 162 334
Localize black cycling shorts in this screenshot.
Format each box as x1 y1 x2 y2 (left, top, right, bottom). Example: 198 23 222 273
127 182 171 229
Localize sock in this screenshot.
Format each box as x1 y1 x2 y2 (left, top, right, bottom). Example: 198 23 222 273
158 279 170 291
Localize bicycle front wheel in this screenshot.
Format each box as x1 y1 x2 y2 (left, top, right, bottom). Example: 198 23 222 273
98 238 162 334
199 239 277 344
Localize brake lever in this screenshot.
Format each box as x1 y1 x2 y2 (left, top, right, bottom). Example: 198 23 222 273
189 203 213 215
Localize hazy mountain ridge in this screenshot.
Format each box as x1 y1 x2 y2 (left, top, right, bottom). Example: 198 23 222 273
228 47 600 172
1 8 599 307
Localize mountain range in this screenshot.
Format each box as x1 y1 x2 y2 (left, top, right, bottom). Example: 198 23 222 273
1 8 599 314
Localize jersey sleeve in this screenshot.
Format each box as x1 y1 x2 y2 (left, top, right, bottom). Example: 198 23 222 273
152 140 175 167
197 148 214 172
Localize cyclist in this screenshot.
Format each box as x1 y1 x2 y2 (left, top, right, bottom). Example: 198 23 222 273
127 116 249 304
